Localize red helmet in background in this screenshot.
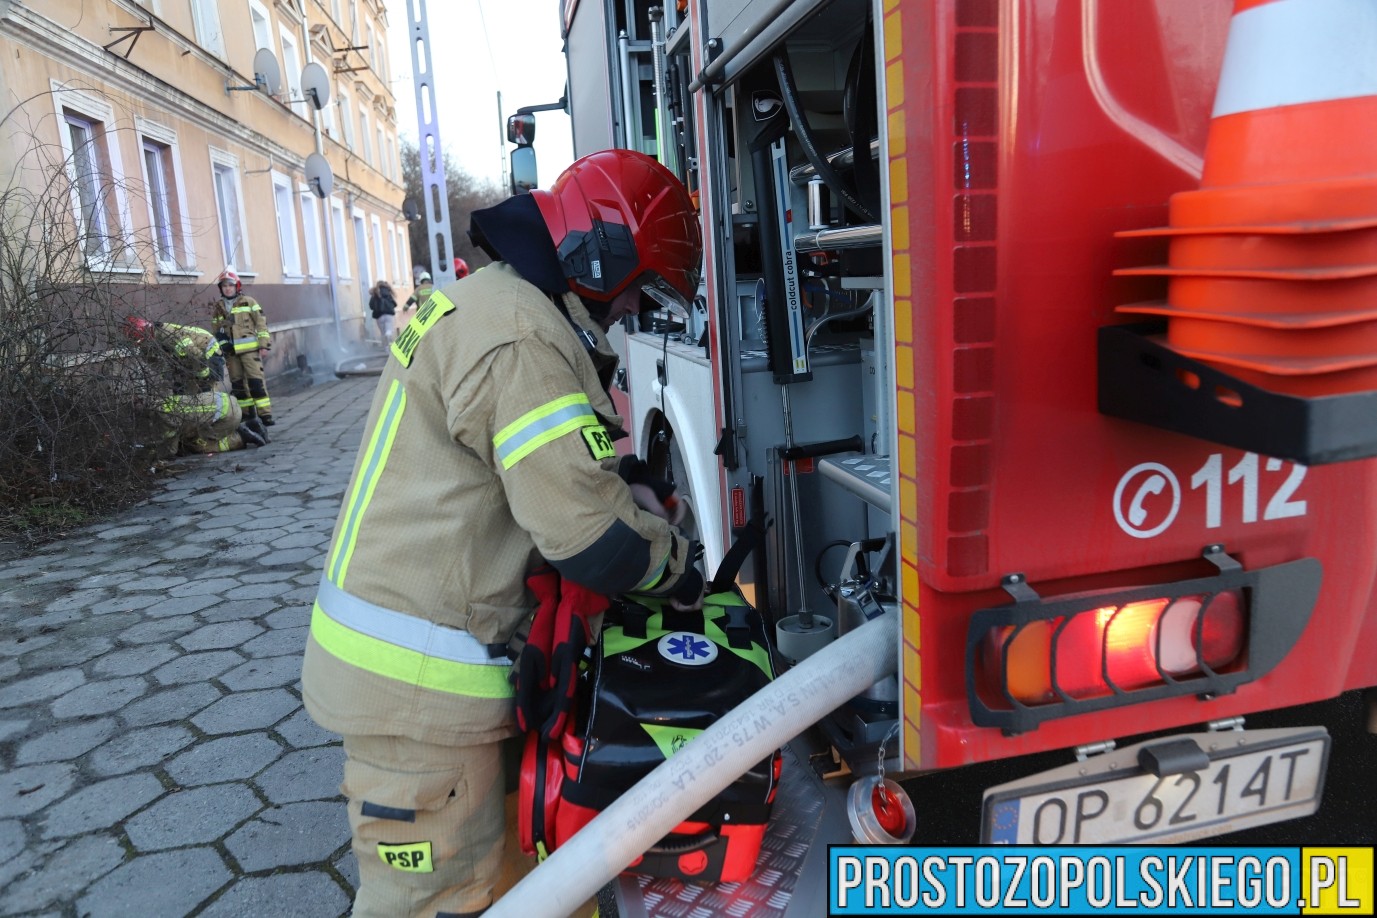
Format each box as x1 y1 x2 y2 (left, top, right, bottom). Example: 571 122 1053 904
122 315 155 342
453 257 469 279
217 270 242 296
533 149 701 312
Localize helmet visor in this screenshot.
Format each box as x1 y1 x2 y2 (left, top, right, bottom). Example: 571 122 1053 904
640 272 696 319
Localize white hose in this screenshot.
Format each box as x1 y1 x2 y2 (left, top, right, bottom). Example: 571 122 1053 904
487 611 900 918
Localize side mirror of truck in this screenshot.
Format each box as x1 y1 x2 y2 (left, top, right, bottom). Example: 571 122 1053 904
507 113 536 146
511 146 538 195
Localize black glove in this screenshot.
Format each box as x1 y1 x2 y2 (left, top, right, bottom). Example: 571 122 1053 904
209 355 227 382
617 455 676 504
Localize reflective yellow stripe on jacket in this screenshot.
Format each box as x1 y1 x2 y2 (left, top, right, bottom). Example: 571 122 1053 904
313 377 513 699
311 578 513 698
492 393 598 470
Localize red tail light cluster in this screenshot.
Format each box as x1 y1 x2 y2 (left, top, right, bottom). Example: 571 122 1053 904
989 591 1247 706
964 551 1321 733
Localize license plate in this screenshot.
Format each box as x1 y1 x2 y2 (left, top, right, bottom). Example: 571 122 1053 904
981 726 1329 845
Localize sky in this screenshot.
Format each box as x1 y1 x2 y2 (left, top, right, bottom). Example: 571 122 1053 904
383 0 575 191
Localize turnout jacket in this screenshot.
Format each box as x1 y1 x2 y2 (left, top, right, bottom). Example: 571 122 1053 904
303 263 696 746
153 323 219 393
210 294 270 354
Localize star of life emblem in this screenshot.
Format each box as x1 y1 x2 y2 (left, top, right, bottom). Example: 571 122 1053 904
657 631 717 666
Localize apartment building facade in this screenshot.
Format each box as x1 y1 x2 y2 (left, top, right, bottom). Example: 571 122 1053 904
0 0 412 376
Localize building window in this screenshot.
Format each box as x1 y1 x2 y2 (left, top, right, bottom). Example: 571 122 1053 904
319 69 338 138
299 184 326 278
331 196 351 278
272 172 302 277
338 89 354 149
359 109 372 165
63 115 109 257
366 22 376 71
371 215 385 284
249 0 272 53
352 209 371 290
376 125 386 178
54 87 135 269
210 149 250 271
191 0 225 58
387 221 403 282
141 139 182 268
280 28 303 108
331 0 342 26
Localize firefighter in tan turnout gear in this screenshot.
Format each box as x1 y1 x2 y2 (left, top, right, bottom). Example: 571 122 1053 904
210 270 276 426
302 149 704 918
122 316 267 454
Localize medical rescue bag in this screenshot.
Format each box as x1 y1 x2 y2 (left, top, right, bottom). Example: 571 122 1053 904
519 588 780 884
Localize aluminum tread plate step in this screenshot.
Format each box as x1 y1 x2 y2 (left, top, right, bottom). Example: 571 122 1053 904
817 452 892 509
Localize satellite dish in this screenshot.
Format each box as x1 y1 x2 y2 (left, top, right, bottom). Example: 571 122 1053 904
252 47 282 95
300 62 331 111
305 152 334 198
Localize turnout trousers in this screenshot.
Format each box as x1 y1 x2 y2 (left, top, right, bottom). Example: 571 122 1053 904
342 734 506 918
226 350 273 420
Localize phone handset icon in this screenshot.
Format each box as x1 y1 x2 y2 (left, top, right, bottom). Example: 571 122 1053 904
1128 474 1167 527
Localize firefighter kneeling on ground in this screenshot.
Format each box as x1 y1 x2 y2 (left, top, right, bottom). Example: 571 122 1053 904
123 317 268 455
302 149 704 918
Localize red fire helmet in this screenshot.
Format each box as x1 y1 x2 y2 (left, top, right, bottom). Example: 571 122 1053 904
532 149 701 313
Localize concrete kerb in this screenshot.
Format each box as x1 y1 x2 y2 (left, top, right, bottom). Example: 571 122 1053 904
0 375 375 917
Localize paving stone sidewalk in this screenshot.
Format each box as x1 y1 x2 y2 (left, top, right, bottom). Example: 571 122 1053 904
0 375 377 917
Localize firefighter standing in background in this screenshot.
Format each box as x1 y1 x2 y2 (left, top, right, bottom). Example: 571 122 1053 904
301 150 704 918
406 270 435 309
211 270 276 426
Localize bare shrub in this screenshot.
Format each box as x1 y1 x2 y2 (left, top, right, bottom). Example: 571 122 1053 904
0 122 186 540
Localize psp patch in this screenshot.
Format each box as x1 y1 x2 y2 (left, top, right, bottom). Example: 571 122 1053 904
377 840 434 873
582 425 616 461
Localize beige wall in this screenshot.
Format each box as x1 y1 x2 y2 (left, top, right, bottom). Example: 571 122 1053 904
0 0 414 368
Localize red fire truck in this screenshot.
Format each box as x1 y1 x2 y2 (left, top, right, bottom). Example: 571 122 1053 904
503 0 1376 909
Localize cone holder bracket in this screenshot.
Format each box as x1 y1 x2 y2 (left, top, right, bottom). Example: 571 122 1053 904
1098 322 1377 465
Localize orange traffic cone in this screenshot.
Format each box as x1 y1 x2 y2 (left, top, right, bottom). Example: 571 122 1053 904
1116 0 1377 396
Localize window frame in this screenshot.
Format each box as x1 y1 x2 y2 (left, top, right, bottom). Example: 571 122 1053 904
209 146 253 273
352 206 372 291
51 83 136 271
136 118 195 274
248 0 273 54
338 87 354 150
190 0 226 58
299 182 327 279
331 195 352 279
358 108 372 165
279 26 303 109
271 170 304 279
370 214 385 284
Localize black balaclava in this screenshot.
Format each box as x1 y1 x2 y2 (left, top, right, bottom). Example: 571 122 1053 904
468 194 612 326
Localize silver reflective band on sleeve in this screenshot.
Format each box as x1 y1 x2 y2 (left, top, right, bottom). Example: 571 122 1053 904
315 576 509 666
1213 0 1377 117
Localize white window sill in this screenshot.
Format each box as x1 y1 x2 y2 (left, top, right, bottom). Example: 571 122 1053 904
157 267 202 278
234 271 259 280
87 260 145 276
282 273 307 284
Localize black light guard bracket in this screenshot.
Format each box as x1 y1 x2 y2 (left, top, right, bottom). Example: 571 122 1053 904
1098 322 1377 465
964 553 1322 735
